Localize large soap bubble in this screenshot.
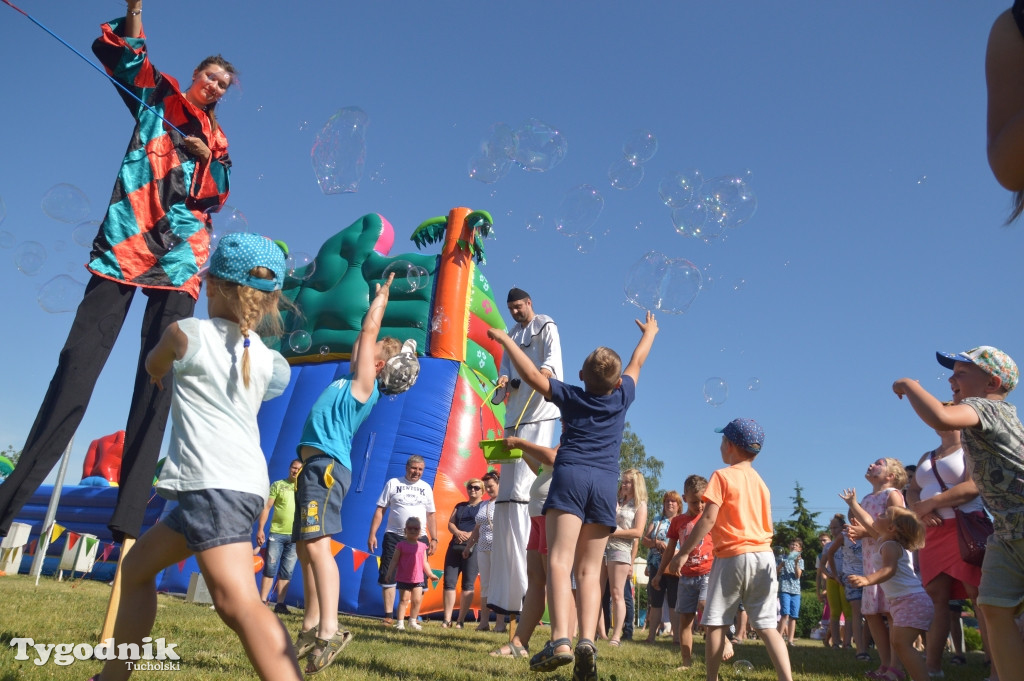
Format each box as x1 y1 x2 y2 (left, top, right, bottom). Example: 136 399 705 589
286 252 316 282
555 185 604 237
702 175 758 228
311 106 368 195
512 119 567 172
703 377 728 406
468 123 517 184
624 251 702 314
383 260 425 294
38 275 85 313
622 129 658 164
608 158 644 191
14 241 47 275
42 184 90 224
658 169 703 208
72 220 100 248
288 329 312 353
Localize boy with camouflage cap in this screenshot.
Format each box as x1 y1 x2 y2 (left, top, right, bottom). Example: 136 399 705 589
892 345 1024 681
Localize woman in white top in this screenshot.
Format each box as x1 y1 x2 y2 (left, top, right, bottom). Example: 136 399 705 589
601 468 648 646
465 471 500 631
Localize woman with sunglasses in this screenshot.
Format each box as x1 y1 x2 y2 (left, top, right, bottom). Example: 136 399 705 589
441 478 487 627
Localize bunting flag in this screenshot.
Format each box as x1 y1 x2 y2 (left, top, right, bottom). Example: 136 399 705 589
0 546 9 563
27 539 37 556
67 532 80 550
177 560 186 572
50 523 65 543
430 568 444 590
85 536 99 555
100 543 115 562
376 556 382 569
352 549 371 572
329 539 345 557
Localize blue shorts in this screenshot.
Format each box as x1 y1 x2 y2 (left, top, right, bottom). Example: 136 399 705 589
779 591 801 618
542 463 617 528
842 575 863 602
294 455 351 541
263 532 297 581
676 573 710 614
162 489 264 552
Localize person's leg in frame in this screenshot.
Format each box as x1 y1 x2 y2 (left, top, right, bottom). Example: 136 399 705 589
545 509 584 654
623 573 635 640
494 548 545 656
196 541 302 680
395 587 411 628
273 539 296 610
849 598 867 657
607 559 631 643
97 522 191 681
645 582 662 642
891 624 929 681
865 613 892 676
571 522 612 680
476 550 492 631
923 573 953 675
677 611 697 669
948 602 965 662
980 603 1024 681
457 585 475 627
442 582 457 625
736 607 749 641
409 586 425 629
295 540 321 639
303 535 340 640
260 535 284 604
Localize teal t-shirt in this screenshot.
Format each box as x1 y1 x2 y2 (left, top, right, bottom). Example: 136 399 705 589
297 373 380 470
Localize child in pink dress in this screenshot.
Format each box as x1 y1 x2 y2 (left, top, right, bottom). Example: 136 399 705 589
385 517 439 630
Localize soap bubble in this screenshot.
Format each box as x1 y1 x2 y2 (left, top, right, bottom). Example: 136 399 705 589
733 278 747 292
658 169 703 208
622 129 657 163
383 260 424 294
288 329 312 353
747 377 761 391
38 275 85 313
703 377 728 406
468 154 512 184
525 212 544 232
555 185 604 237
319 345 330 356
41 183 90 223
512 119 567 172
702 175 757 228
0 231 15 249
14 241 46 275
575 232 595 254
286 252 316 281
430 311 450 334
218 205 249 233
671 201 707 237
311 106 368 194
608 158 644 190
732 659 754 672
72 221 100 248
624 251 703 314
469 123 516 184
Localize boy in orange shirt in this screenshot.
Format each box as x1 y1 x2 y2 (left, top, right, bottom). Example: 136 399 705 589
652 474 726 669
674 418 793 681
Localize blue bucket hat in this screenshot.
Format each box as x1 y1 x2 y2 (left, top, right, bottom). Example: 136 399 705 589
715 417 764 455
209 233 287 292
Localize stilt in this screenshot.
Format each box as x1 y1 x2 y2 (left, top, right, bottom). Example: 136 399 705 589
99 537 135 643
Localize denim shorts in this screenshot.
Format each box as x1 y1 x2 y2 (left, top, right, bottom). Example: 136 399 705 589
293 455 350 541
163 489 264 552
779 591 801 618
675 573 710 614
263 532 297 581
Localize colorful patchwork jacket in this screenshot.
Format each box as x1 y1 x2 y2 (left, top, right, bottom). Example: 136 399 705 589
89 17 231 299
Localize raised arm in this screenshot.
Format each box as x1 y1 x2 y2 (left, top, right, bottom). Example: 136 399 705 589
487 328 552 399
351 274 393 402
987 9 1024 193
623 311 658 384
838 489 878 537
124 1 142 38
892 379 980 430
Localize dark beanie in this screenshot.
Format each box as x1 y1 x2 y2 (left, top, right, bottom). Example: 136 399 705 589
507 287 530 303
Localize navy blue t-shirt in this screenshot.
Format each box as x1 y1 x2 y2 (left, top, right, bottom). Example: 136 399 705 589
548 375 636 474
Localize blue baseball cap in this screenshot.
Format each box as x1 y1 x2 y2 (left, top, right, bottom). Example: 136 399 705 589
209 233 287 292
715 418 764 455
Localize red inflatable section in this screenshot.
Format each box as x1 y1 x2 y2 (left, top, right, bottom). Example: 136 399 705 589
81 431 125 483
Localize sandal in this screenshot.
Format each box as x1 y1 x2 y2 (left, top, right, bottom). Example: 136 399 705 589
441 621 453 628
866 668 889 680
294 626 318 660
572 639 598 681
490 642 530 658
304 631 354 675
855 653 873 663
530 637 575 672
454 621 464 629
608 639 620 647
884 670 906 681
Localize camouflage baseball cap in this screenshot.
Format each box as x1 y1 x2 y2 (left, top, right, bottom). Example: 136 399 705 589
379 339 420 394
936 346 1019 392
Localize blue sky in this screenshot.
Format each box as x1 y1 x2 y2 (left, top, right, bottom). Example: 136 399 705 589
0 1 1020 527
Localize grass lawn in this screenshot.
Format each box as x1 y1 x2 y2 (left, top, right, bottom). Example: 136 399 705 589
0 575 994 680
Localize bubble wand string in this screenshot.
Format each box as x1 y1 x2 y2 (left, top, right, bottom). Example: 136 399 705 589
1 0 187 137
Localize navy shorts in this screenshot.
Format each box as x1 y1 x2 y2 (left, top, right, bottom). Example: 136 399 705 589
294 455 351 541
163 489 264 552
542 463 617 528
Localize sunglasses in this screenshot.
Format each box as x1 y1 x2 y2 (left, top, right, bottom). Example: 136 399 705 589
468 485 482 491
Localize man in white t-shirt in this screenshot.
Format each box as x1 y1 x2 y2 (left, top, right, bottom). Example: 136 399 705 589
489 288 562 632
368 455 438 623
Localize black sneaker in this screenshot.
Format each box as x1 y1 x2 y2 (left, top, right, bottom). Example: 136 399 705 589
274 602 290 615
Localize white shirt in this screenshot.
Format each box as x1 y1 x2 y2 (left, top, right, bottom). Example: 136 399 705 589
377 476 436 536
499 313 562 427
157 317 290 501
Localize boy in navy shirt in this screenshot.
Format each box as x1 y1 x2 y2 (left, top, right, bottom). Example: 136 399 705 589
488 311 657 681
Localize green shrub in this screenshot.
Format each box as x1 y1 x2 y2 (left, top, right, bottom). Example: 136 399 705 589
963 625 983 652
798 589 824 638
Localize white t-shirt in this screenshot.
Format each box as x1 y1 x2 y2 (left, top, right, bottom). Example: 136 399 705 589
499 314 563 426
157 317 290 501
377 476 436 536
914 448 985 519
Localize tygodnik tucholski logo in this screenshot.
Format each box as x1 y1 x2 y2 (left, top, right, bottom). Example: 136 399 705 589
9 636 181 669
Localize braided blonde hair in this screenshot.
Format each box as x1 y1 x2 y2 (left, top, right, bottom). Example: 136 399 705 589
208 267 283 388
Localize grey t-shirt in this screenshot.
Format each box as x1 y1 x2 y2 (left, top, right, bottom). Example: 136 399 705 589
961 397 1024 540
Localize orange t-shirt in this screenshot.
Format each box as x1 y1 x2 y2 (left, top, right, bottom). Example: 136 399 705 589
666 511 714 576
702 464 773 558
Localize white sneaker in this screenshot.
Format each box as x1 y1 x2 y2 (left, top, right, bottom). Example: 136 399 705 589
394 621 406 630
410 621 423 631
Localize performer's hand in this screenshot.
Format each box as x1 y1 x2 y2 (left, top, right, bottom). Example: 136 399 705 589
368 535 378 553
182 136 211 162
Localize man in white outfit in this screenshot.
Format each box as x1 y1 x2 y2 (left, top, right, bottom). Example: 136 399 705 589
488 287 561 634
